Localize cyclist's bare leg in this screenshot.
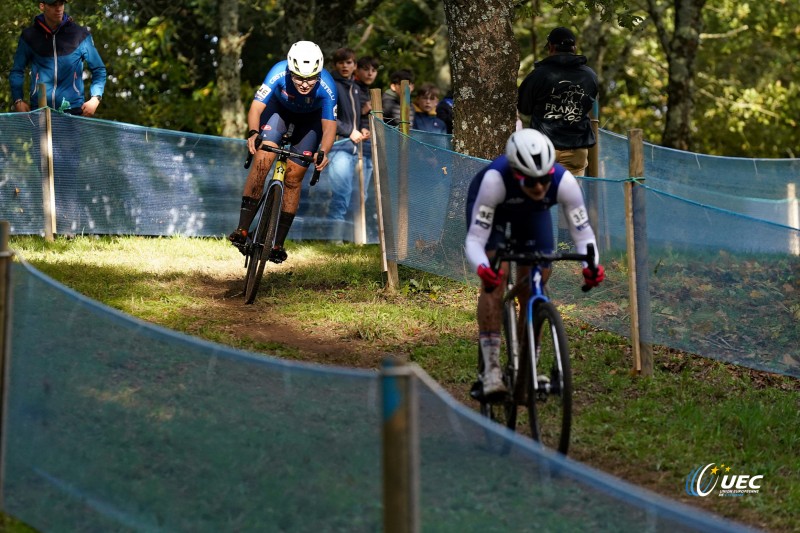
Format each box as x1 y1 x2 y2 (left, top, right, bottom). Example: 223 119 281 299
476 257 509 396
243 143 278 198
267 159 307 262
230 144 278 245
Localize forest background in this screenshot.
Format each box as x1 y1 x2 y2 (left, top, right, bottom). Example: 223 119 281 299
0 0 798 160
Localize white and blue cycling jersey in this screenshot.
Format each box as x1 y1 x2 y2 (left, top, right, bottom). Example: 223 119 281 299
464 154 599 271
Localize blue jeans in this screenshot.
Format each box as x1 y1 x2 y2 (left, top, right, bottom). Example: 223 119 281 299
326 144 358 221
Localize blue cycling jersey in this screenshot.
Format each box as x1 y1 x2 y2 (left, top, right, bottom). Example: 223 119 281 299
253 60 337 121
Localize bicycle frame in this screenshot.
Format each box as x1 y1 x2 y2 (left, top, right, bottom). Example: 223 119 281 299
239 125 323 304
523 267 562 395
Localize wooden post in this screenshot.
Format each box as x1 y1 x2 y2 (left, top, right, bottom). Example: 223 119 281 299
788 183 799 255
381 358 419 533
369 89 399 289
626 130 653 376
587 117 601 246
39 83 56 241
396 80 410 261
353 142 367 244
0 220 14 509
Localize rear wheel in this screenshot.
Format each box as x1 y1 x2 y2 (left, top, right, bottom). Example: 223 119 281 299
244 185 282 304
527 301 572 454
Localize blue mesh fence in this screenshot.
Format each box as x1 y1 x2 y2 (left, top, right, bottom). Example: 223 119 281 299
0 110 377 242
371 122 800 378
0 109 794 528
4 260 750 531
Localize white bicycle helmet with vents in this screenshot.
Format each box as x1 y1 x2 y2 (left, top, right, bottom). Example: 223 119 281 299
287 41 324 77
505 129 556 177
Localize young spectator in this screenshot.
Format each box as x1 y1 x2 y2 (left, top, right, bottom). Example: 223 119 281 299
412 83 447 134
326 47 365 241
435 90 454 134
352 56 379 218
355 56 380 127
382 69 415 128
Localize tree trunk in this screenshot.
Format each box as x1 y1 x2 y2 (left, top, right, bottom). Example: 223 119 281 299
443 0 519 159
652 0 707 150
217 0 246 138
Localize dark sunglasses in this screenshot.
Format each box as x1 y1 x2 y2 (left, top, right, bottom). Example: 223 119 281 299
523 175 552 187
513 169 553 187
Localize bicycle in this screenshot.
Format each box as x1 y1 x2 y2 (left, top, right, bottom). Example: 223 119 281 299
471 227 598 455
237 124 323 304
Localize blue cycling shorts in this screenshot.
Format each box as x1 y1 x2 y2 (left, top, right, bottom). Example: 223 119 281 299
259 100 322 167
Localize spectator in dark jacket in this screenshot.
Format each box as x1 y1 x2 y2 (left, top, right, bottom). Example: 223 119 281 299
325 47 365 240
517 27 597 176
382 69 415 128
435 90 454 134
352 56 379 228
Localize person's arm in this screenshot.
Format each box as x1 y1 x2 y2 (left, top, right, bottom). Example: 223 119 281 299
81 35 107 117
315 118 337 171
464 170 506 272
245 100 267 153
556 171 599 265
10 38 31 112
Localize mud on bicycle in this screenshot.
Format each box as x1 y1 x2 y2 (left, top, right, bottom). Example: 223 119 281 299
472 226 599 455
234 124 323 304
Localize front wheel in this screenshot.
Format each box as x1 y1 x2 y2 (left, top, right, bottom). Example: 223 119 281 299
527 301 572 454
244 185 282 304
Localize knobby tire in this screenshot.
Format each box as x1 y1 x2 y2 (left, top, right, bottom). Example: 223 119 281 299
528 301 572 454
244 185 282 304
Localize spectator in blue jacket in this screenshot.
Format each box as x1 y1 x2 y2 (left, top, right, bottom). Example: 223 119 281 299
10 0 106 116
412 83 447 134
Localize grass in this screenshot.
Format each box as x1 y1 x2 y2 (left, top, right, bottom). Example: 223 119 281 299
5 235 799 532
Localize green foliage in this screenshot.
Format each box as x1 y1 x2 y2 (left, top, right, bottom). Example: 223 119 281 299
2 1 798 156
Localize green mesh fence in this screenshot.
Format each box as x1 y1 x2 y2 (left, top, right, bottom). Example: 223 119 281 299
4 261 750 532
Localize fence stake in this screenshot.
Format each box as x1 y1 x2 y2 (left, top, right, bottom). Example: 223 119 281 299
39 83 56 241
0 220 15 509
788 183 799 255
369 89 399 289
395 81 410 261
381 358 419 533
626 130 653 376
353 142 367 245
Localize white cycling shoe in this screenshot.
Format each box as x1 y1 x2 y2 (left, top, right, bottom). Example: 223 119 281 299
481 366 507 397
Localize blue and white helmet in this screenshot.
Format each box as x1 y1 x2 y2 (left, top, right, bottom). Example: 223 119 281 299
505 129 556 177
287 41 324 77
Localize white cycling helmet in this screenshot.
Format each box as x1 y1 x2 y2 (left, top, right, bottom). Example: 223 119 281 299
287 41 324 77
505 129 556 178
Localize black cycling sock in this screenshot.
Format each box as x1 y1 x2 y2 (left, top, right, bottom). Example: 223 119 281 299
237 196 260 233
274 211 295 248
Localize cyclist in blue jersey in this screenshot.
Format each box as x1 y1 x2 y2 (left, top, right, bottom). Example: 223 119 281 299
230 41 338 263
465 129 605 396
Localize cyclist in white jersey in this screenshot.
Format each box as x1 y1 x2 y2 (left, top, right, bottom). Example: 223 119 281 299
465 129 605 396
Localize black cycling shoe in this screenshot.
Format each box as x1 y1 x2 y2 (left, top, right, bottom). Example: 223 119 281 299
268 246 287 264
